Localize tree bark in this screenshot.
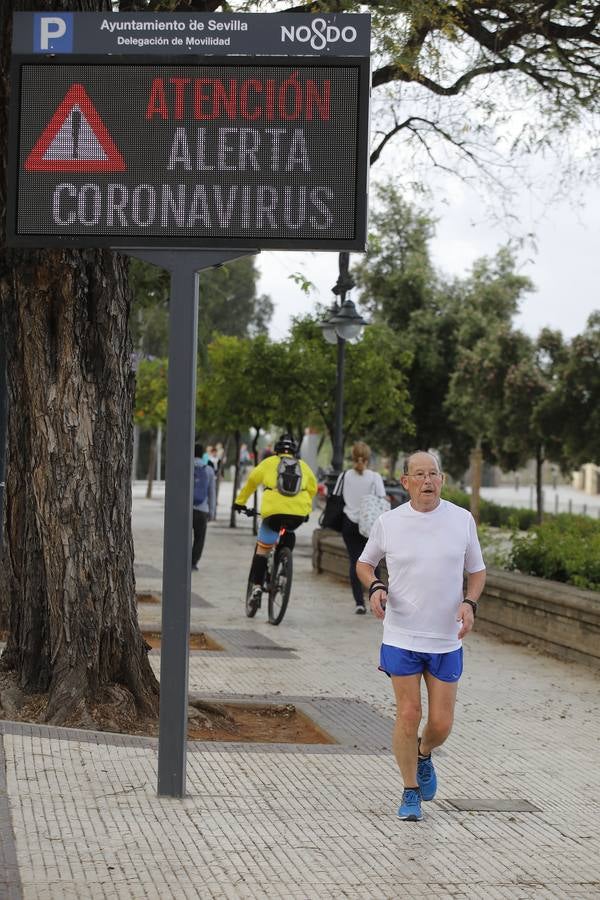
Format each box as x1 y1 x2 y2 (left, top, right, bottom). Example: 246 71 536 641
145 429 156 500
470 440 482 525
229 430 242 527
0 249 159 724
0 1 158 725
536 444 545 524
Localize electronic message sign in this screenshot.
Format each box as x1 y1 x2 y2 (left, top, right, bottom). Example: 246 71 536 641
8 12 370 250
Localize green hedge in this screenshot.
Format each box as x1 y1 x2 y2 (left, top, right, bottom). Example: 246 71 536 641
508 515 600 592
441 486 537 531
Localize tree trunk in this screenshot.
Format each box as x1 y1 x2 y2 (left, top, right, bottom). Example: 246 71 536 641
145 429 156 499
536 444 545 524
229 430 242 527
0 247 159 724
132 423 140 482
470 440 483 525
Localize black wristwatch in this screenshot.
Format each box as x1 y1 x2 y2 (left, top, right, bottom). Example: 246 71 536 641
462 598 478 617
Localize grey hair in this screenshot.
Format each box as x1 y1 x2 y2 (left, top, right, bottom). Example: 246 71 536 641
403 450 442 475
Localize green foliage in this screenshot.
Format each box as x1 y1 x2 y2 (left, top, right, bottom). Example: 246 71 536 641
446 251 534 448
441 485 537 531
508 515 600 591
288 272 315 295
198 257 273 349
197 334 279 437
134 358 168 431
129 259 170 359
355 184 535 477
536 314 600 469
354 183 438 329
284 314 414 456
129 257 271 361
354 183 462 463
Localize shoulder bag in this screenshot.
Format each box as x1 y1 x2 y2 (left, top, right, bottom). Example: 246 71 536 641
358 481 390 538
319 471 346 532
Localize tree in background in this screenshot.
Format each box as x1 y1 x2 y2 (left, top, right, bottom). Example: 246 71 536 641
445 250 533 518
491 329 568 522
129 259 170 360
365 2 600 186
198 257 273 361
355 187 534 483
196 320 414 490
355 183 460 460
283 316 413 463
129 256 272 363
133 358 168 499
197 335 282 526
129 255 271 489
322 2 600 337
537 314 600 471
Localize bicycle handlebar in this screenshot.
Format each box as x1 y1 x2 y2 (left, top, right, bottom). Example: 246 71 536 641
235 506 259 517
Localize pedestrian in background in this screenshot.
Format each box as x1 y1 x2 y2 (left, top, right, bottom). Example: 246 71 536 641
336 441 387 615
192 443 216 572
357 450 486 822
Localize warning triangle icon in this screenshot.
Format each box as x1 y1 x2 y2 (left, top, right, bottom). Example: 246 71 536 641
25 84 126 173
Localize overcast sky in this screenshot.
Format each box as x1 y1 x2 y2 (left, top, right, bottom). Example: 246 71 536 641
260 176 600 344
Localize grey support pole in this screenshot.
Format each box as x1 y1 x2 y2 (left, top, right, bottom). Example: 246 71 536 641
332 334 346 474
122 248 257 798
157 254 199 798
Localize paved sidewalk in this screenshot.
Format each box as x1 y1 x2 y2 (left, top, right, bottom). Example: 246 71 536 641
1 480 600 898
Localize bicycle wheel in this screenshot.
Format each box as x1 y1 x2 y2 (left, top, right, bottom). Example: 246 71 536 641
245 573 260 618
268 546 293 625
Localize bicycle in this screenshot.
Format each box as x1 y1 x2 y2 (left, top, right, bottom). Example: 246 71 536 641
236 507 294 625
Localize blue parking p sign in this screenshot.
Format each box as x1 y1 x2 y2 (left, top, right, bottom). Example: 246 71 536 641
33 14 73 53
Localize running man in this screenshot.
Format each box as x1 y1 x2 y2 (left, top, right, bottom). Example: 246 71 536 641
357 450 486 822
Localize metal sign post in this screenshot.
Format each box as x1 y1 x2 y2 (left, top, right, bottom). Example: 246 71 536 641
125 248 256 798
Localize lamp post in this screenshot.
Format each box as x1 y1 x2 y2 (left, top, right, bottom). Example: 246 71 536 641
319 253 368 476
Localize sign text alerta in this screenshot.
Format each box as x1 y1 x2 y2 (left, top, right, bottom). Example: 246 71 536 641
8 12 370 250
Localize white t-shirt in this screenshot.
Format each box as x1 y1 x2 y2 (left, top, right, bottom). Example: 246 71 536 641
335 468 387 524
358 499 485 653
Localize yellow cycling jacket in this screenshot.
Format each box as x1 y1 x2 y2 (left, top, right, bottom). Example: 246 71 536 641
235 454 317 518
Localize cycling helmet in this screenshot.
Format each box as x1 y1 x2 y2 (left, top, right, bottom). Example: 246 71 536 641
274 433 298 456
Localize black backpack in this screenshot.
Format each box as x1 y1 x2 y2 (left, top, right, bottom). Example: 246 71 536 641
276 456 302 496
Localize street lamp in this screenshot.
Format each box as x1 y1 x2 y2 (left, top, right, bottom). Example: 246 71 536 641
319 253 368 476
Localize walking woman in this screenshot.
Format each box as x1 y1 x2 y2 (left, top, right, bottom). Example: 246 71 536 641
336 442 386 614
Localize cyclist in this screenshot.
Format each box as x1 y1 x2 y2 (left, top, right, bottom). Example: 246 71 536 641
234 434 317 606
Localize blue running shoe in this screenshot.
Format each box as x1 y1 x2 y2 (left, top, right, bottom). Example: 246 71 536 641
417 753 437 801
397 788 422 821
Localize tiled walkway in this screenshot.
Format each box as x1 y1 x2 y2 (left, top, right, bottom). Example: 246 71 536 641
1 481 599 898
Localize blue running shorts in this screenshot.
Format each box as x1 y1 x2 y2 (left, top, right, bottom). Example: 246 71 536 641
257 520 281 545
258 514 305 547
379 645 463 683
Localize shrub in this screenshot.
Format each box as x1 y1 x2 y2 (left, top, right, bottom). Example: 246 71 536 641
508 514 600 591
